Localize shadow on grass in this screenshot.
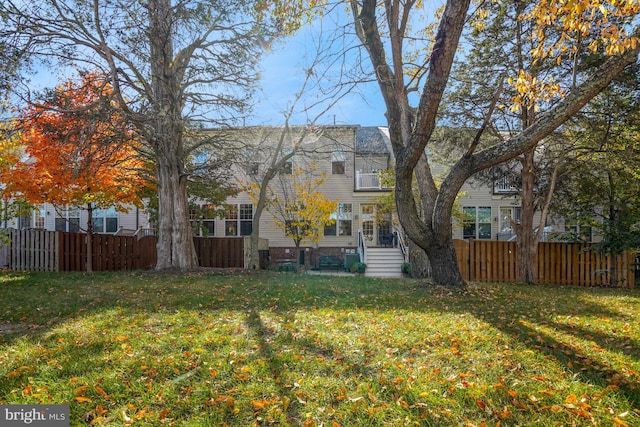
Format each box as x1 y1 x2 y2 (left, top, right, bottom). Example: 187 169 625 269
452 283 640 409
1 270 639 417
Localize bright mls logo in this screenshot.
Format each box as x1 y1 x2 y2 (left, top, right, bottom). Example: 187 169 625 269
1 405 69 426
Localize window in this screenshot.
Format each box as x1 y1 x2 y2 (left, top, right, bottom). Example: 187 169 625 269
34 205 45 229
55 208 80 232
224 203 253 236
361 204 374 240
462 207 492 239
331 149 345 175
239 203 253 236
92 207 118 233
191 204 216 237
498 206 521 240
493 172 518 194
246 162 259 176
18 205 45 229
18 213 32 229
280 161 292 174
244 149 259 176
565 221 592 242
324 203 352 236
225 204 238 236
462 207 476 239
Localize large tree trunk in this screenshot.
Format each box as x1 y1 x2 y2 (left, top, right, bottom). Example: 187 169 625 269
155 149 198 270
407 239 431 278
425 238 465 287
516 150 538 283
147 0 198 270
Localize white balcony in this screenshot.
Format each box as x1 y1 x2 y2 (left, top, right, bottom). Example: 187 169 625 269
494 176 517 194
355 171 391 191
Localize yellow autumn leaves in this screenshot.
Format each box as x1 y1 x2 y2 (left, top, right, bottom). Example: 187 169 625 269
505 0 640 111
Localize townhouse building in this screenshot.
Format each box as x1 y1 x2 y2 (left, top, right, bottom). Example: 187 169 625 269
4 125 583 275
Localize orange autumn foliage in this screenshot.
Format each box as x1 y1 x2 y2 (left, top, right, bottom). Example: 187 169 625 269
1 72 150 211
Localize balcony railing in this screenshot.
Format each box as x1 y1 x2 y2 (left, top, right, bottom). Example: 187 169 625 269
356 171 391 190
493 176 518 194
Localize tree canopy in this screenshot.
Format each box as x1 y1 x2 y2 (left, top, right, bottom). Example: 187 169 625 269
557 65 640 258
0 72 149 212
347 0 640 286
0 0 318 270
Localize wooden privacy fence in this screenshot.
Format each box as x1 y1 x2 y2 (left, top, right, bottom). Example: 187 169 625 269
7 229 58 271
4 230 246 272
58 232 158 272
194 237 244 268
454 239 636 288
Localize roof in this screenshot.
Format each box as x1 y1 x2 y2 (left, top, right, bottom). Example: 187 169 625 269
355 126 391 155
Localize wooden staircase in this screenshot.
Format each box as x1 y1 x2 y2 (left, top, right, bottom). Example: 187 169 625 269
364 246 405 278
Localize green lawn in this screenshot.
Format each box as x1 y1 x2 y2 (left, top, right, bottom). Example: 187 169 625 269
1 271 638 426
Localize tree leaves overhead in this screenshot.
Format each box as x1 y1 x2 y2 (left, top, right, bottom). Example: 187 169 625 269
556 64 640 262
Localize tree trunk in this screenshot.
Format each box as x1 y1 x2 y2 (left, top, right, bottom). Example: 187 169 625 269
155 153 198 270
294 240 302 271
407 239 431 278
146 0 198 270
248 190 268 270
517 150 538 283
609 257 618 287
86 203 93 273
425 238 465 287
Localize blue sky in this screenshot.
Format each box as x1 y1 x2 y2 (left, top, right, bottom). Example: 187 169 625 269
15 9 389 128
249 14 388 127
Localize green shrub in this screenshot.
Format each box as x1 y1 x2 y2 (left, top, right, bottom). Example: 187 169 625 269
349 262 366 273
401 262 411 275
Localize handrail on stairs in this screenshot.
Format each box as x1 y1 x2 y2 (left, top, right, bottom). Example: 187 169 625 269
393 228 407 262
357 229 367 264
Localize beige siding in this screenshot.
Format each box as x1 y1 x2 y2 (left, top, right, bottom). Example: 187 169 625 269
453 178 544 240
197 126 391 250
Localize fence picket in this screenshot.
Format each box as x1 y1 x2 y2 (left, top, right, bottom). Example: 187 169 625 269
6 231 634 287
454 239 634 288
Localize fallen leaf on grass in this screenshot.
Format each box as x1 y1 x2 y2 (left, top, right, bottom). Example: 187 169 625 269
94 385 109 400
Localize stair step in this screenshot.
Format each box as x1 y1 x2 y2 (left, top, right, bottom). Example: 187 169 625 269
364 247 405 278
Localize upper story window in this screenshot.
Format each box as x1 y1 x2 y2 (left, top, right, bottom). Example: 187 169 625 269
280 161 292 175
493 174 518 194
244 149 259 176
246 162 259 176
332 149 345 175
